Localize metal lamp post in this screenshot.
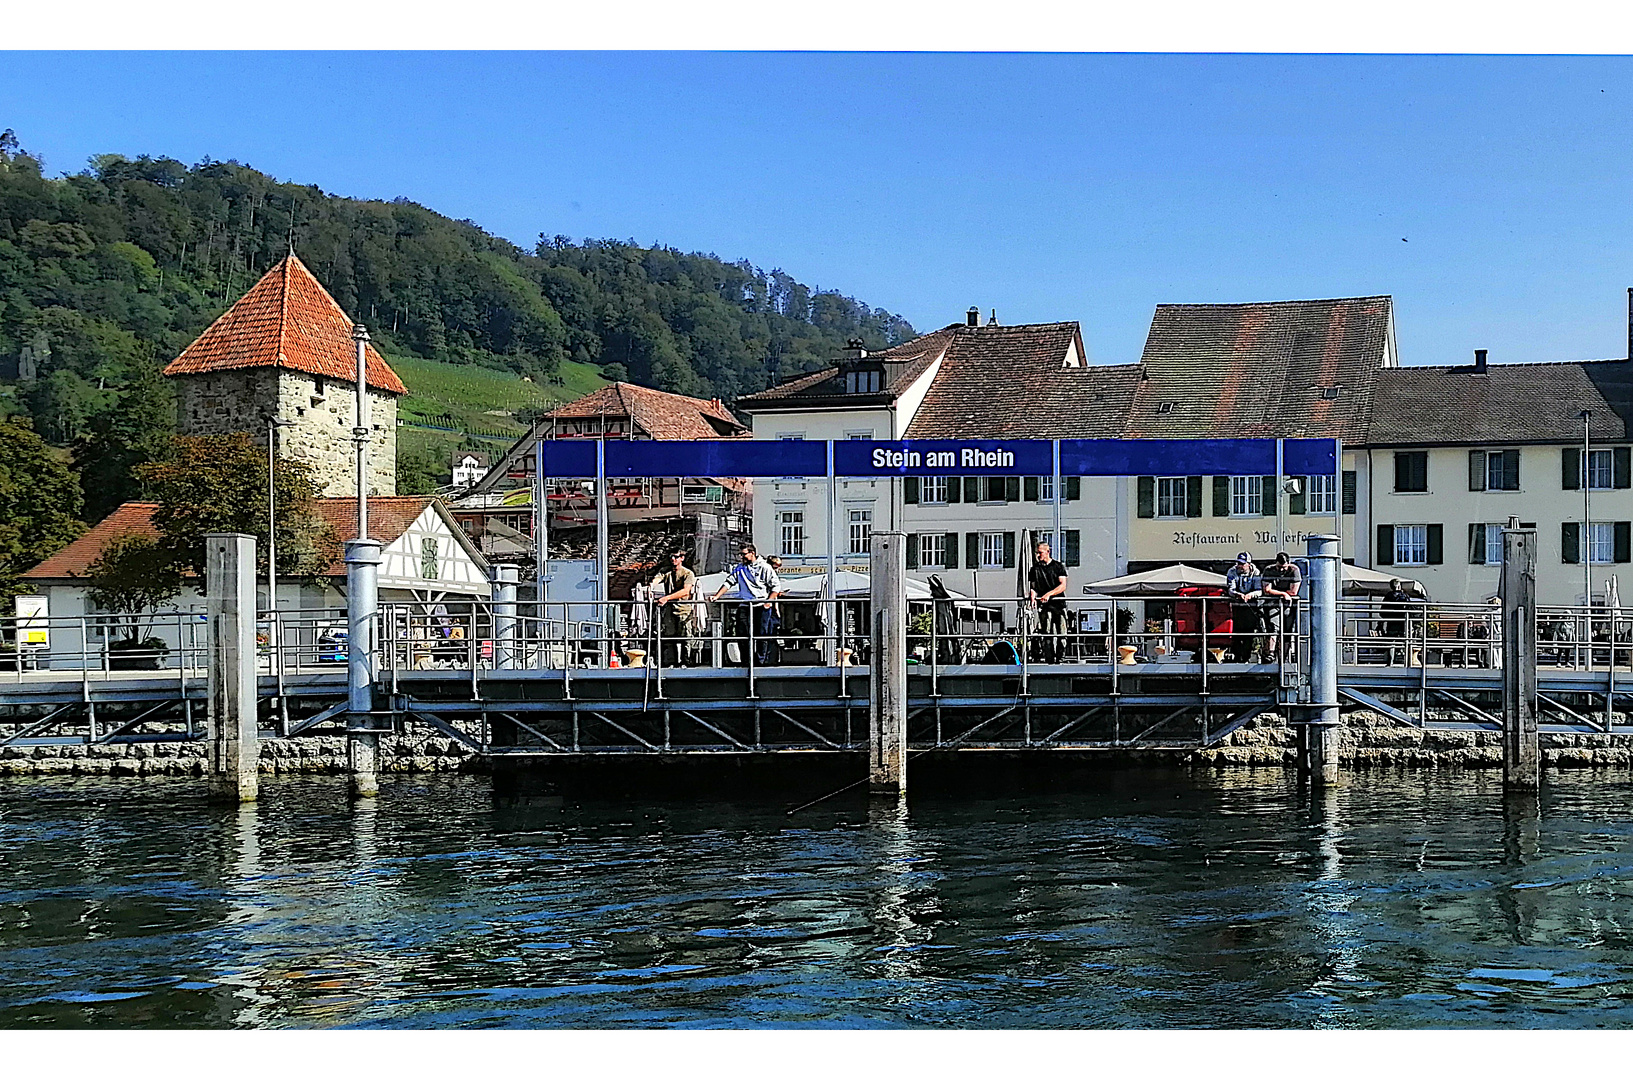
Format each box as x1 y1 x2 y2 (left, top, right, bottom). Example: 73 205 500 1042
346 323 383 797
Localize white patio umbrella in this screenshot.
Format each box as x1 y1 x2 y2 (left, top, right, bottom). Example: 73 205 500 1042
1084 564 1227 596
1341 563 1426 598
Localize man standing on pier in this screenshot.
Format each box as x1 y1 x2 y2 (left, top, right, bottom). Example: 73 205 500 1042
1027 539 1069 663
710 543 782 666
1260 551 1302 662
654 549 699 667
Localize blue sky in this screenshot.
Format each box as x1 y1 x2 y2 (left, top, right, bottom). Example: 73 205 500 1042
4 51 1633 367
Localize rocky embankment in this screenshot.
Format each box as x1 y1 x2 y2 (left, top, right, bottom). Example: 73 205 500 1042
0 732 481 777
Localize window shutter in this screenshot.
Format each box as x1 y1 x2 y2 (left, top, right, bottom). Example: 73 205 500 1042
1426 524 1444 565
1024 476 1039 502
1261 476 1277 515
1395 454 1410 492
1618 522 1632 564
1002 532 1016 569
1563 447 1581 490
1617 447 1631 489
906 536 919 570
944 532 959 569
903 476 919 504
966 532 980 569
1502 449 1520 490
1212 476 1230 517
1342 471 1357 515
1065 530 1080 567
1469 450 1486 491
1288 482 1306 516
1004 476 1021 503
1563 522 1580 564
963 476 979 503
1137 476 1155 518
1065 476 1081 501
948 477 961 503
1376 525 1395 565
1468 522 1486 565
1186 476 1203 518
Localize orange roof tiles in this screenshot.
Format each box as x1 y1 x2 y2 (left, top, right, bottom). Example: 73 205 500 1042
22 503 160 581
549 383 748 440
162 253 406 395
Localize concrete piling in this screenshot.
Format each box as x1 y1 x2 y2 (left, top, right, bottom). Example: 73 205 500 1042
205 532 258 803
492 564 519 671
1501 525 1541 789
1300 534 1342 783
346 538 383 799
869 531 908 795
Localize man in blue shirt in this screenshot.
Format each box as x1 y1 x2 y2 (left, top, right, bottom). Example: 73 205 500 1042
710 543 783 665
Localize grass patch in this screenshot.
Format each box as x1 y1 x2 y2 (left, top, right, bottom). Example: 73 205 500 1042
390 353 606 439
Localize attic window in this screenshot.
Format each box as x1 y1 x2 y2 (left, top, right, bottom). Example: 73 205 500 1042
842 363 884 394
1157 401 1176 415
1321 386 1341 400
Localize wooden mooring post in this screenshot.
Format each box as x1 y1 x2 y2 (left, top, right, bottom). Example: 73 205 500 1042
869 531 908 795
205 532 258 803
1501 523 1540 789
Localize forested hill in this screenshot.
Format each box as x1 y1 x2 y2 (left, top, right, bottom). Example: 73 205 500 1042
0 129 917 447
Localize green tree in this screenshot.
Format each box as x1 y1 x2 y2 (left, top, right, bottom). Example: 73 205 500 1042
0 417 86 602
135 433 327 577
85 531 182 642
74 367 177 519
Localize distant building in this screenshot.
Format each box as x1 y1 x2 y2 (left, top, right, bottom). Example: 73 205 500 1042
452 451 491 490
162 253 406 497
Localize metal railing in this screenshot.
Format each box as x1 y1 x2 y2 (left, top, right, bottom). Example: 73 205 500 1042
0 609 209 684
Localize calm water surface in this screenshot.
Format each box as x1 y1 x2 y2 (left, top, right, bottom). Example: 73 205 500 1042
3 768 1633 1028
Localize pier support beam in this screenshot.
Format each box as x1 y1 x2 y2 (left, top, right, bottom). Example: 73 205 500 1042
869 531 908 795
206 532 258 803
492 564 519 671
1501 525 1540 789
1300 534 1341 783
346 538 383 799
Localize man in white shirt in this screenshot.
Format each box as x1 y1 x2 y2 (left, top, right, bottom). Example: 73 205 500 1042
710 543 783 665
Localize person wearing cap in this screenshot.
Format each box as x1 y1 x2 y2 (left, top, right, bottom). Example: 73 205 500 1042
1225 553 1262 662
1260 552 1302 662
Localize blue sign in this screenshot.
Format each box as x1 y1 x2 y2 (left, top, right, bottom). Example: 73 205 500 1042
833 439 1053 476
1059 438 1338 477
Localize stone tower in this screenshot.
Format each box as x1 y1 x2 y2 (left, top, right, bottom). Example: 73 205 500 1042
162 253 404 497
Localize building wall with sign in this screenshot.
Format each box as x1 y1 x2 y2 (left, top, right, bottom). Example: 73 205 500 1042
1362 443 1633 605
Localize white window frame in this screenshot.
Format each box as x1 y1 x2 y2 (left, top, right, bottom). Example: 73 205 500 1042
779 509 805 556
845 429 873 441
979 532 1006 570
1588 521 1615 565
1306 474 1337 515
848 507 873 556
1485 523 1505 567
1394 524 1429 567
1229 475 1263 517
920 476 949 505
918 533 947 570
1156 476 1188 518
1588 448 1614 491
1038 474 1056 504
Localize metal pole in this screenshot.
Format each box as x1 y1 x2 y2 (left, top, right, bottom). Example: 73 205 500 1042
1583 410 1593 612
1276 438 1286 555
1052 439 1062 565
492 564 518 670
345 538 382 799
596 441 608 655
1302 534 1341 783
352 324 370 535
826 441 837 664
535 435 547 625
1502 525 1540 788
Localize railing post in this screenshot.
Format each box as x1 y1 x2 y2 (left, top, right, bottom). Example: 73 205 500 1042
869 531 908 796
1300 534 1341 783
205 532 258 803
1502 526 1541 789
345 538 383 799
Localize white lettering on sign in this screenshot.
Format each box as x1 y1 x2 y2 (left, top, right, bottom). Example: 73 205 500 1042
959 448 1015 468
871 448 923 469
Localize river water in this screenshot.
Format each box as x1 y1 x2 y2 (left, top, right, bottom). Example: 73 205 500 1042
3 768 1633 1028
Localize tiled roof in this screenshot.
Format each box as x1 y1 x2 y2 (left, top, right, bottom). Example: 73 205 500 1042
549 519 699 599
551 383 749 440
162 253 407 395
1125 296 1393 441
736 326 959 409
22 502 159 581
903 323 1136 438
1369 359 1633 445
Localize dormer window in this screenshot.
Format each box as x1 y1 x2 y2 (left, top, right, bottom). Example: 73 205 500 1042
1321 386 1341 400
844 366 882 394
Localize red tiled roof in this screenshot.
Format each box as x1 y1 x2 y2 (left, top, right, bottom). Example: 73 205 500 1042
162 253 407 395
22 503 160 581
737 326 958 408
549 383 748 440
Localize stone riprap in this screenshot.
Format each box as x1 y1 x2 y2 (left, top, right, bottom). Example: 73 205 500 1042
0 732 477 778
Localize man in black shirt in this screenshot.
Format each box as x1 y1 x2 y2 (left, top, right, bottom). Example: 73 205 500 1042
1027 539 1069 663
1260 551 1302 661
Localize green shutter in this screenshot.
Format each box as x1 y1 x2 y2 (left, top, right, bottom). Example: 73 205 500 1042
1616 447 1631 489
962 476 978 503
903 476 919 504
1065 476 1081 501
1024 476 1039 502
1004 476 1021 503
1426 523 1444 565
1563 447 1581 490
1137 476 1155 518
1261 476 1277 515
1501 450 1520 490
1376 524 1395 565
1617 522 1632 564
906 536 919 570
1563 521 1580 564
966 532 980 569
1186 476 1203 518
948 476 962 503
1002 532 1016 569
1288 481 1306 516
1064 530 1080 567
1469 450 1486 491
1469 522 1486 565
1212 476 1230 517
944 532 959 569
1342 471 1357 515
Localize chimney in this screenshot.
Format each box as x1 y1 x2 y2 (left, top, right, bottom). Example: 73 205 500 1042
966 306 980 327
1473 348 1487 374
843 338 867 360
987 309 999 326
